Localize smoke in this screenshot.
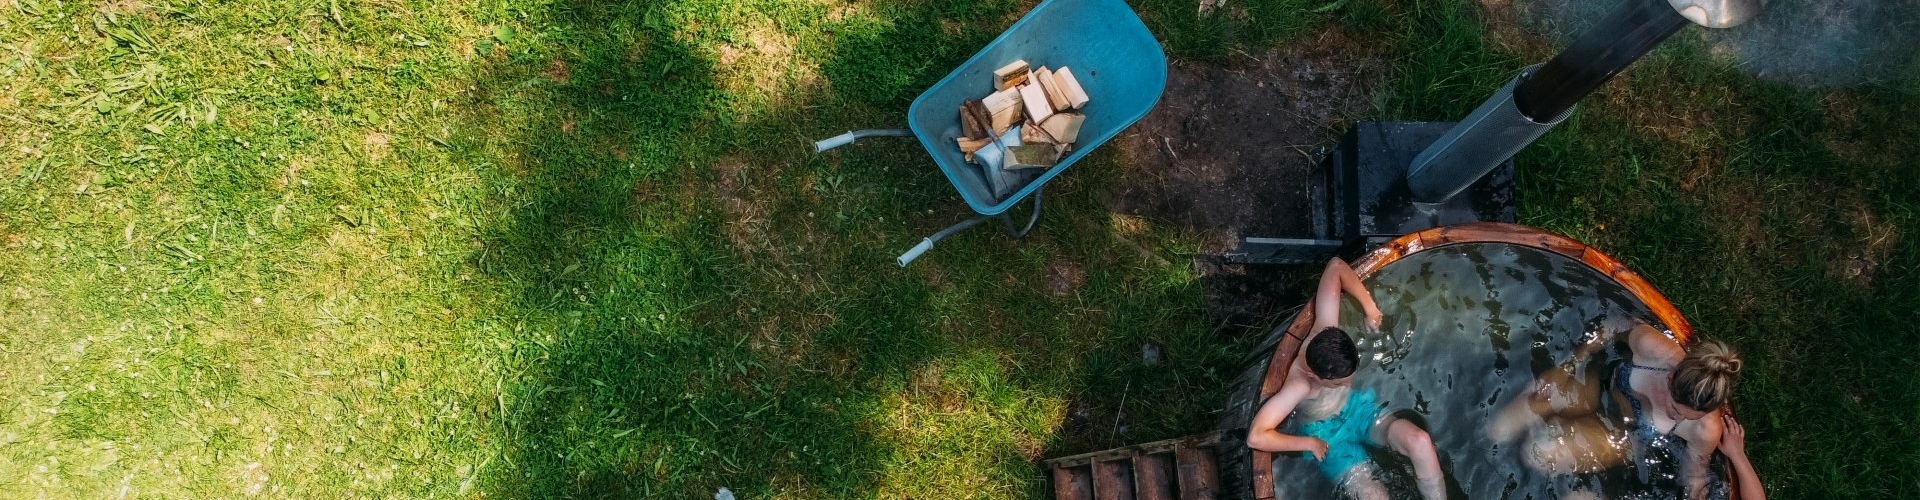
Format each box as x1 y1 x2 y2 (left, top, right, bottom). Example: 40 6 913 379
1523 0 1920 88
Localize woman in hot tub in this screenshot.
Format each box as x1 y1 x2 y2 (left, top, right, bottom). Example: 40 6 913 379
1488 323 1766 499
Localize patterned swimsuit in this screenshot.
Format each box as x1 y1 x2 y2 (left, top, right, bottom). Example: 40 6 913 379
1614 361 1683 444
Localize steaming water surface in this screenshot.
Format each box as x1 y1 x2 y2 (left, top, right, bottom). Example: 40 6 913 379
1271 243 1719 499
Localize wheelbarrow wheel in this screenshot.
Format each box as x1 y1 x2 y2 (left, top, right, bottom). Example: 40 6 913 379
998 188 1042 239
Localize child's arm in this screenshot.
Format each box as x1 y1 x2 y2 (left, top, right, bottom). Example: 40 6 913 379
1247 376 1327 459
1314 258 1382 331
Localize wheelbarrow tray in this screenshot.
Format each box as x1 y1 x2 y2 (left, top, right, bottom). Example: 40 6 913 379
906 0 1168 216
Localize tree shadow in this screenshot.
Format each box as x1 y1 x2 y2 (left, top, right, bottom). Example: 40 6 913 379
449 0 1227 497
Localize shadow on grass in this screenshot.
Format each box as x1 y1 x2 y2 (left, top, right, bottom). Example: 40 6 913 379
445 0 1246 497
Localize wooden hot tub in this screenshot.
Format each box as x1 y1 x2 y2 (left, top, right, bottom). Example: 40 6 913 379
1212 222 1742 499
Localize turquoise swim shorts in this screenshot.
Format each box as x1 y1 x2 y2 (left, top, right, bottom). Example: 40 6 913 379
1297 388 1378 480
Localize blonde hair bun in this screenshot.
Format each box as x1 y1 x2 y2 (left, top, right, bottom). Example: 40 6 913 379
1672 338 1743 412
1691 339 1744 375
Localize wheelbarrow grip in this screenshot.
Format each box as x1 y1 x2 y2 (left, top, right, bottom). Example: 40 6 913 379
897 215 992 267
896 239 936 267
814 129 913 153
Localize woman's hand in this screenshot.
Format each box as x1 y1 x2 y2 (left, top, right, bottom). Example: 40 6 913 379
1719 415 1748 457
1720 413 1766 500
1364 306 1384 332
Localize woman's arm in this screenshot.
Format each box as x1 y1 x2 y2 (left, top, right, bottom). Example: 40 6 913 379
1681 413 1726 500
1313 258 1382 331
1626 323 1684 366
1719 415 1766 500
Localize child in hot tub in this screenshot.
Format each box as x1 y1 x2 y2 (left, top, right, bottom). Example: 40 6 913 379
1247 258 1450 500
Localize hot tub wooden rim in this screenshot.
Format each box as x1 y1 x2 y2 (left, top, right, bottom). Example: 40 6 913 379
1246 222 1699 500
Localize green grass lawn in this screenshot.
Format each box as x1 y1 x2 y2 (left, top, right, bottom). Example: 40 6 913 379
1 0 1914 498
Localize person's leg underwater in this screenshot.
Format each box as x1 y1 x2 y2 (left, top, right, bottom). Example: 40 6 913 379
1376 416 1447 500
1335 463 1390 500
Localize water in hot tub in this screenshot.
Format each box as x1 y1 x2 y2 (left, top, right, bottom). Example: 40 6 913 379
1270 243 1728 499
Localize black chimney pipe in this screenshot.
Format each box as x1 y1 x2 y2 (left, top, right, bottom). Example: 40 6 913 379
1512 0 1692 122
1405 0 1708 203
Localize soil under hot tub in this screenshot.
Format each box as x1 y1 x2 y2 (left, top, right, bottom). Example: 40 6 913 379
1106 28 1388 324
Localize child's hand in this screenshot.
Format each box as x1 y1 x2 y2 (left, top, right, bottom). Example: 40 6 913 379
1365 308 1384 332
1306 437 1329 461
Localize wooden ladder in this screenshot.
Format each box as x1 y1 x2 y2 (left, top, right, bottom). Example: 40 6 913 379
1042 431 1222 500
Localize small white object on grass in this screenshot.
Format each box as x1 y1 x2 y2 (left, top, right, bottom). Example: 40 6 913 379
715 487 735 500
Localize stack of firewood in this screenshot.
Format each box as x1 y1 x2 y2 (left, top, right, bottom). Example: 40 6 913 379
955 60 1089 170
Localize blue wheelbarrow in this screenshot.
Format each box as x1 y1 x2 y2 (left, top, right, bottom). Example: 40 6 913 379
813 0 1168 266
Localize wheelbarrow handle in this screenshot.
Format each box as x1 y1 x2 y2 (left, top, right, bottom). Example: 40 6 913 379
814 129 914 153
896 189 1042 267
896 239 936 267
897 215 991 267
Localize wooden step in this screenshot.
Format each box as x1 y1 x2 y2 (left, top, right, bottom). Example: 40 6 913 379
1043 432 1222 500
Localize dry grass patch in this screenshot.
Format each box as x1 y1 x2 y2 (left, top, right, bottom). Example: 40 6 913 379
362 132 392 163
1045 259 1086 297
1830 197 1897 289
710 20 821 114
1702 179 1775 259
1477 0 1557 60
713 156 774 260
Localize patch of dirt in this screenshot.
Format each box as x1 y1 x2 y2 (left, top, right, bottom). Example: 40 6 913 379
1830 197 1897 289
1109 28 1386 248
1106 28 1387 323
712 22 817 112
1707 180 1774 261
96 0 149 14
543 58 570 83
1477 0 1557 60
1045 259 1087 297
237 461 269 496
271 157 304 190
1820 91 1871 164
713 157 773 260
362 132 391 162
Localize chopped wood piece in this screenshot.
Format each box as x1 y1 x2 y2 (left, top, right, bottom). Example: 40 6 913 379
960 100 993 139
1034 67 1070 112
993 60 1031 90
1004 144 1060 170
1021 123 1054 144
991 107 1020 136
983 87 1023 135
1019 80 1054 126
955 136 991 154
1040 112 1085 144
1053 67 1090 110
983 87 1022 112
965 100 993 138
